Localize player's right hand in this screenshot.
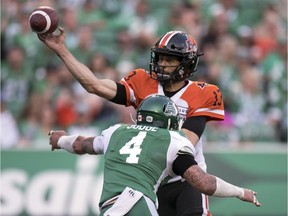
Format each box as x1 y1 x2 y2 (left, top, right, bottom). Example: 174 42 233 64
37 27 66 53
48 130 67 151
242 189 261 207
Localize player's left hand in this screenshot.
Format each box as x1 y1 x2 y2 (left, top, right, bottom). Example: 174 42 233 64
241 189 261 207
48 130 67 151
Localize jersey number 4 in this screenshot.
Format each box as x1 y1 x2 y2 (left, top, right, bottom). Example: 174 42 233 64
119 131 146 164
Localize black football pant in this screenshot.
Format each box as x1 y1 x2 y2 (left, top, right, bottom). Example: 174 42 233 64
157 180 211 216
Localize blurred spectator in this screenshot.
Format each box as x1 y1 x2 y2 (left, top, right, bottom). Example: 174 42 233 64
11 9 40 59
126 0 160 69
72 80 127 132
32 63 62 104
167 2 203 41
202 8 231 45
1 101 20 149
1 45 34 120
60 6 79 49
127 0 159 47
260 39 287 142
70 25 96 64
72 79 115 130
210 35 240 113
165 4 183 34
88 53 119 81
67 103 100 136
57 63 76 86
55 86 77 129
252 3 286 60
76 0 106 28
19 97 57 149
114 27 137 77
232 65 276 142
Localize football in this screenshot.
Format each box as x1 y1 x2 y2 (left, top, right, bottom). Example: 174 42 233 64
29 6 59 35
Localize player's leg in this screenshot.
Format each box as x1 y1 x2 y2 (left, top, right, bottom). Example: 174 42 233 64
176 181 211 216
156 181 182 216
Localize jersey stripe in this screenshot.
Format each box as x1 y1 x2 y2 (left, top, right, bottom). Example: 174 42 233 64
121 78 137 106
159 31 181 48
194 108 225 116
201 194 212 216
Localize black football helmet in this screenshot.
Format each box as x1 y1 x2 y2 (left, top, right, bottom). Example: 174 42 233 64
136 95 179 130
149 31 201 84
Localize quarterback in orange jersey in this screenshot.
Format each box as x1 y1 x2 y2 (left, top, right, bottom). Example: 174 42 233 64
120 68 224 121
38 30 224 215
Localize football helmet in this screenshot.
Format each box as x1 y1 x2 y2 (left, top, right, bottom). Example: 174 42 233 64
149 31 201 83
136 95 179 130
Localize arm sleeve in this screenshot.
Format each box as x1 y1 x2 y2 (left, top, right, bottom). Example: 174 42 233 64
93 124 122 154
182 116 207 138
93 135 105 154
109 82 127 105
172 154 198 177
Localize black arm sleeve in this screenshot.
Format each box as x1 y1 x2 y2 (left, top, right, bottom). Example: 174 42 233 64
172 154 198 177
109 82 127 105
181 116 207 138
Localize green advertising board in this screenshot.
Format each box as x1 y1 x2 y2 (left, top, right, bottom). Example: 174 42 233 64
205 151 287 216
1 150 287 216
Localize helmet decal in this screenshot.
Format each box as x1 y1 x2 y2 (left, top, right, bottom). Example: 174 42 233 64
164 102 178 116
146 116 153 122
158 31 182 48
186 36 198 53
137 115 143 122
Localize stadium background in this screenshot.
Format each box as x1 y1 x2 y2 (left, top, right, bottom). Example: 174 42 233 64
1 0 287 215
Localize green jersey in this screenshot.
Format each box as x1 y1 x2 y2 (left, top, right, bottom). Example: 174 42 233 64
93 123 195 206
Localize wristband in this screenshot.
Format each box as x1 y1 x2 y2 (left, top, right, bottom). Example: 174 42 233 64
212 177 244 199
57 135 78 153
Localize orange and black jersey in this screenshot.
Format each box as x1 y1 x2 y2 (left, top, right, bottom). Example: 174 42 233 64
115 69 225 122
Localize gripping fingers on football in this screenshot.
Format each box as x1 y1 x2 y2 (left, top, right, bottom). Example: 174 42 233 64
58 26 64 33
37 27 63 42
37 33 53 43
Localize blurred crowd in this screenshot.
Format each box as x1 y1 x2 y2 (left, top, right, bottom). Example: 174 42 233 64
1 0 287 149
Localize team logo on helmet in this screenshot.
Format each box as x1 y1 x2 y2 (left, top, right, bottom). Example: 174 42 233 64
146 116 153 122
164 102 178 116
186 36 197 53
138 114 143 122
